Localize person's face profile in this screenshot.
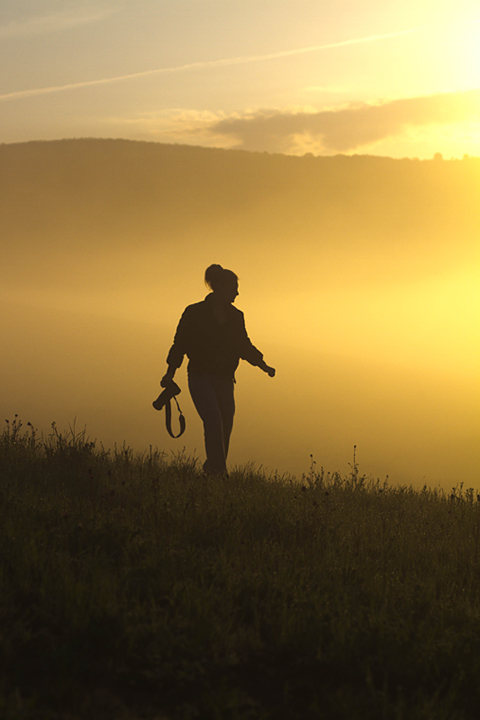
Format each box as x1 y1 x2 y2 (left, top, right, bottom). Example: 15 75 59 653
219 279 239 304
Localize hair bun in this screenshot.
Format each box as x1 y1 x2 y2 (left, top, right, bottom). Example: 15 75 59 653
205 264 224 288
204 264 238 291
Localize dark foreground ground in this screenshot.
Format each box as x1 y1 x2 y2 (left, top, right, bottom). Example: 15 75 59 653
2 420 480 719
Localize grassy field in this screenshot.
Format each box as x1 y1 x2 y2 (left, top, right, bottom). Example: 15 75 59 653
1 417 480 719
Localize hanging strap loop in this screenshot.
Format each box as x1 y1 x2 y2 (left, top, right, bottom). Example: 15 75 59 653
165 395 186 438
152 380 186 438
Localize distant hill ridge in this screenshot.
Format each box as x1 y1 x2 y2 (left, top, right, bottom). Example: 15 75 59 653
1 138 478 250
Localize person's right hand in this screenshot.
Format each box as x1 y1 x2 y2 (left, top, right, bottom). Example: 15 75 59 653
160 370 175 387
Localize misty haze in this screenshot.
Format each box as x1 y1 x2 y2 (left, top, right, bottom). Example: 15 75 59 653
1 139 479 488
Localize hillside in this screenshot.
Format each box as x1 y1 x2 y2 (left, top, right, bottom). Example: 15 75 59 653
1 139 479 253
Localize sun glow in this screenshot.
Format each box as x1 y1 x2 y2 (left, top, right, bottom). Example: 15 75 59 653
452 22 480 91
261 265 480 378
412 18 479 109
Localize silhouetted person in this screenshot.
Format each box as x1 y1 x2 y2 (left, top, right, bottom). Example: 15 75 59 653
161 264 276 475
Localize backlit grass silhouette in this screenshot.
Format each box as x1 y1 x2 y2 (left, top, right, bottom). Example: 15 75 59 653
2 417 480 719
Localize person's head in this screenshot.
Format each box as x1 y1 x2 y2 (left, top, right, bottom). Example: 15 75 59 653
205 264 239 303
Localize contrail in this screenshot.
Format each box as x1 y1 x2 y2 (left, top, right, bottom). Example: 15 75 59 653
0 28 419 103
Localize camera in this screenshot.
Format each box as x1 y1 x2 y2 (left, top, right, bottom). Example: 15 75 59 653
152 380 181 411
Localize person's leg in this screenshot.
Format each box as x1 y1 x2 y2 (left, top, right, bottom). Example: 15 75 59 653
212 376 235 461
188 374 229 475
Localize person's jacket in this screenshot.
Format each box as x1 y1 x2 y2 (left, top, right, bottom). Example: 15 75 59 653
166 293 264 378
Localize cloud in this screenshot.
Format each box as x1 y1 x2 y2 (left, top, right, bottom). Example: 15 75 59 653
0 6 116 39
207 89 480 154
0 27 418 102
101 109 240 148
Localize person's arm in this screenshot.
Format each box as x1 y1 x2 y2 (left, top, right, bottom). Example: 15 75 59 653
161 307 192 385
238 312 276 377
258 359 276 377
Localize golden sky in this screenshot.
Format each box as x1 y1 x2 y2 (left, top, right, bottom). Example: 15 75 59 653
1 0 479 158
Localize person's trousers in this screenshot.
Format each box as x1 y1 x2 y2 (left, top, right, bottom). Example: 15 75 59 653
188 373 235 475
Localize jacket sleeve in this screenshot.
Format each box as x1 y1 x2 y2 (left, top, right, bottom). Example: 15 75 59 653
238 313 264 367
165 306 193 369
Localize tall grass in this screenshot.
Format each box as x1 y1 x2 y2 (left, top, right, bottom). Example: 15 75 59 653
1 417 480 719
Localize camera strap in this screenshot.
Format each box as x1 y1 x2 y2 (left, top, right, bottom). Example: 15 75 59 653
165 395 186 438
